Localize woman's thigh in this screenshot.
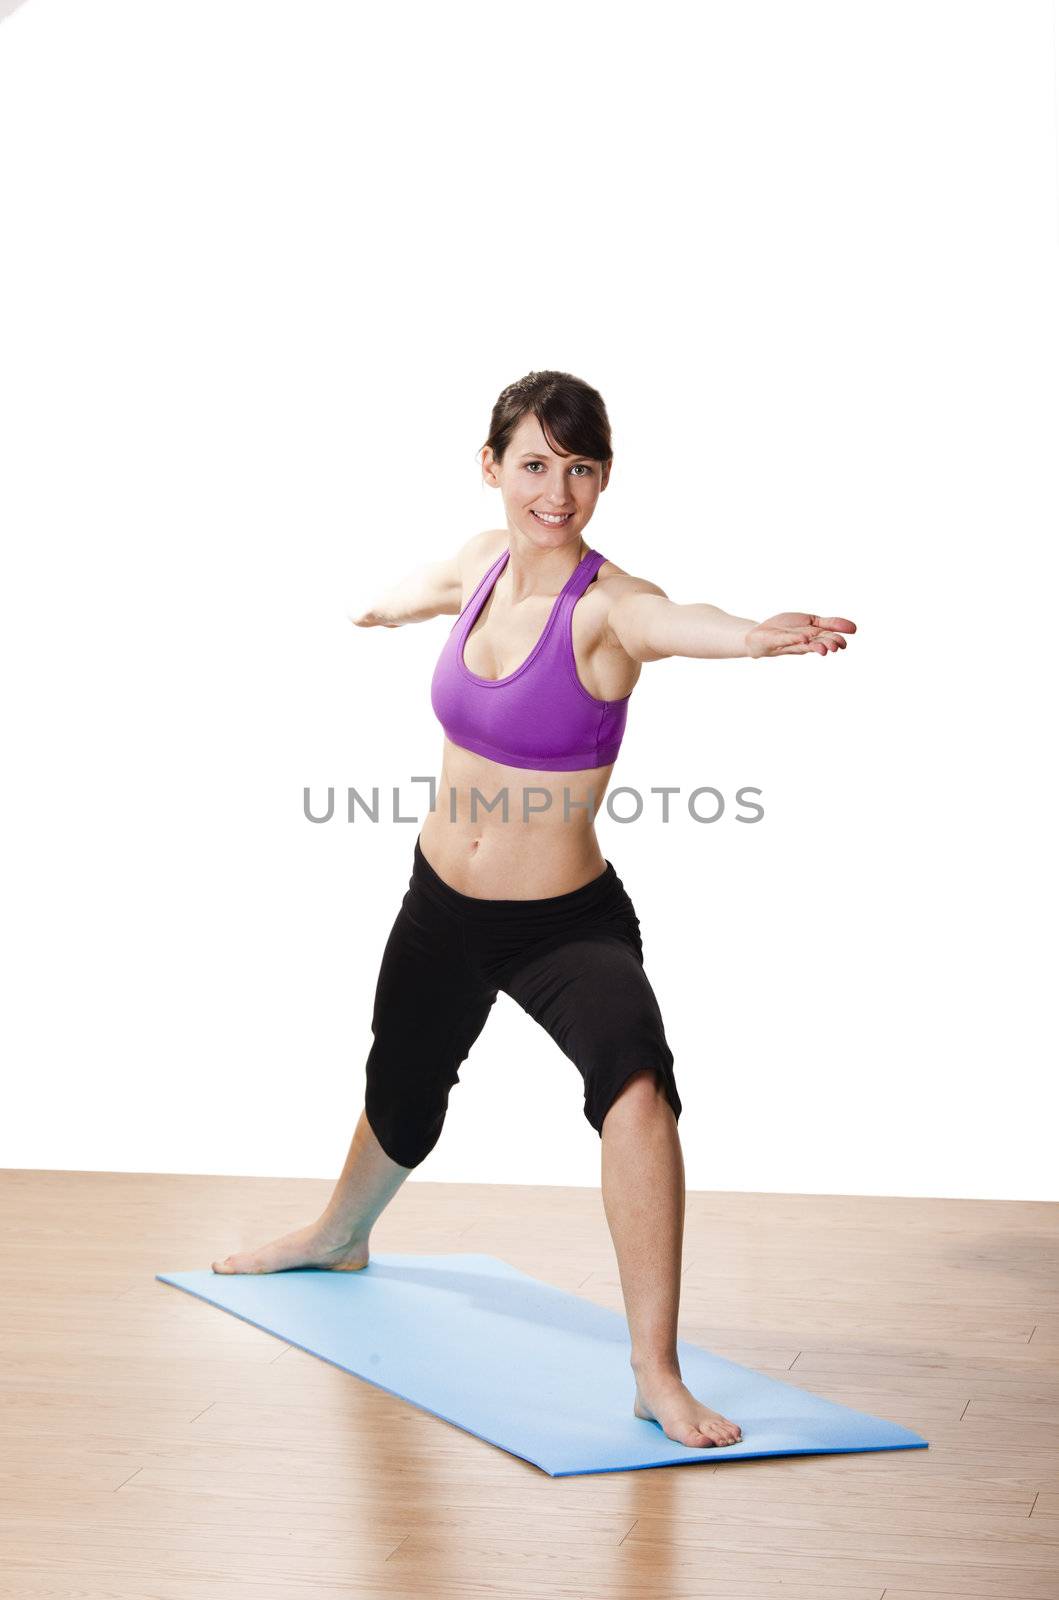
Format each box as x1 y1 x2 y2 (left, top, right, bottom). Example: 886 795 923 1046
499 932 682 1136
364 891 497 1169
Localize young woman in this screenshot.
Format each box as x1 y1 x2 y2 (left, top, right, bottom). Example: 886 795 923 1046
213 371 855 1451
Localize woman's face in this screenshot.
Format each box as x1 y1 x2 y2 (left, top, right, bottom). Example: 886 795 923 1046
482 412 610 549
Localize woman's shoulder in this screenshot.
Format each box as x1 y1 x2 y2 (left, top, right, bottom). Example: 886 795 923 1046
454 537 668 618
453 528 510 603
591 555 668 605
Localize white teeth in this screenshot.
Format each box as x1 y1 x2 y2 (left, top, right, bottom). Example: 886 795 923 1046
533 511 572 524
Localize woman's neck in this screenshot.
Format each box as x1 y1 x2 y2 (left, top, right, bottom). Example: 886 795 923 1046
505 534 587 602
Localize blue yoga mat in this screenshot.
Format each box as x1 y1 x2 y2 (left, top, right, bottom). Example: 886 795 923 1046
156 1252 928 1476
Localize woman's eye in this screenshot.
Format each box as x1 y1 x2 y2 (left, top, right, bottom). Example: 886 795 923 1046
524 462 592 475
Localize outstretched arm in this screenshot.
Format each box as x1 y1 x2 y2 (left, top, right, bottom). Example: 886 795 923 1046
348 529 498 628
607 591 856 661
349 557 461 628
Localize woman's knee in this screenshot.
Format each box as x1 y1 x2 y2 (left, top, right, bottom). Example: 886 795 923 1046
364 1046 458 1170
364 1090 445 1170
589 1061 682 1136
605 1067 665 1117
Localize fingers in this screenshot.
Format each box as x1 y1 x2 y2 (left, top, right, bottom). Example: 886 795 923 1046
743 617 858 657
798 628 848 654
774 635 844 655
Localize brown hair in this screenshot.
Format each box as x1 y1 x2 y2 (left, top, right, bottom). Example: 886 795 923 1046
481 370 613 466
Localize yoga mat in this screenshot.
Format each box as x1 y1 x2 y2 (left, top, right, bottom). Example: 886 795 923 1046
156 1252 928 1476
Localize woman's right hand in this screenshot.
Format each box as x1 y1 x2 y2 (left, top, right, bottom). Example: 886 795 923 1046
348 607 400 628
345 537 478 630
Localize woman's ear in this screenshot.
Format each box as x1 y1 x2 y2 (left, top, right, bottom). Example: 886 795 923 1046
480 446 502 488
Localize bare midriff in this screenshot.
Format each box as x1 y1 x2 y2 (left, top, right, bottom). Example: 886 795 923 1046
417 736 618 899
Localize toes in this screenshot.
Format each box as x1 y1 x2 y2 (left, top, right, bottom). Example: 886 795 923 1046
690 1424 740 1447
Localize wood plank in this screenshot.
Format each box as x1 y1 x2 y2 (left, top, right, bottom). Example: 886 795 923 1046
1 1171 1055 1600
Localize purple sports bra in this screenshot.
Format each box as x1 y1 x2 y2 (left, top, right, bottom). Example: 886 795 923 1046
430 546 631 772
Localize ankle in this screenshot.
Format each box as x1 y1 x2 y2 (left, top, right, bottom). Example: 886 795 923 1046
631 1354 681 1382
317 1214 370 1250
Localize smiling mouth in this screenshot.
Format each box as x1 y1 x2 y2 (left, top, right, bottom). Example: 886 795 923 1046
531 510 574 525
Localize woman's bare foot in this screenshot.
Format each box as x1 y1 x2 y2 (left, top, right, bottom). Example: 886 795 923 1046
633 1365 743 1448
211 1220 370 1275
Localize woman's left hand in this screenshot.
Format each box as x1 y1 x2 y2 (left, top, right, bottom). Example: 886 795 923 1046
745 612 857 658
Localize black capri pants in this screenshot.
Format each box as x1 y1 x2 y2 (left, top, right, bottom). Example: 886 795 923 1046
363 835 682 1169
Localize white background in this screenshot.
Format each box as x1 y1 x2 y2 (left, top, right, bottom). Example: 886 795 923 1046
1 1 1055 1199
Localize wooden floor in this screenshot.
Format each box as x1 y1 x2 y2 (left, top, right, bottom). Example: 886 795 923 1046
1 1170 1056 1599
